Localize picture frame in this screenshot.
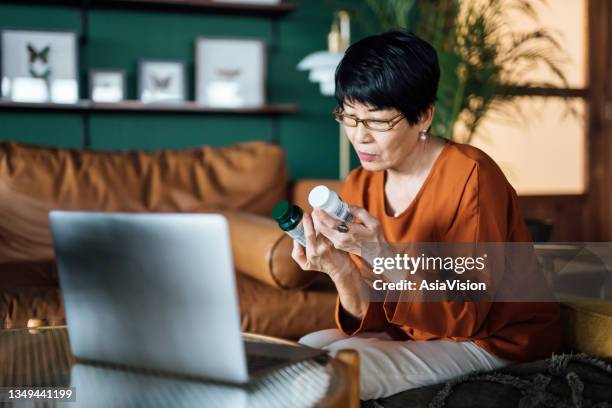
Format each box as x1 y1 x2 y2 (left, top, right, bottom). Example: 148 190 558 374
89 69 126 103
195 37 266 108
138 59 187 104
0 27 79 103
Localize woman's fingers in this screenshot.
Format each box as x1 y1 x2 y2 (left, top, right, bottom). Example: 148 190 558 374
313 208 367 239
312 209 340 237
291 239 308 268
302 213 318 257
348 205 379 229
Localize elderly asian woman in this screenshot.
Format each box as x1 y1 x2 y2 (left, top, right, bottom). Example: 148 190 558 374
293 30 561 401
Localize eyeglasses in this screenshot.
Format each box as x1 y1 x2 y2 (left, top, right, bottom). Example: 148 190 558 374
333 107 405 132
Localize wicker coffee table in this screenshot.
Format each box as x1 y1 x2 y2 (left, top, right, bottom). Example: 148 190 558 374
0 326 359 407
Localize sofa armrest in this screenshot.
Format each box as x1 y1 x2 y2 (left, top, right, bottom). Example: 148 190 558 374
291 179 344 212
224 211 317 290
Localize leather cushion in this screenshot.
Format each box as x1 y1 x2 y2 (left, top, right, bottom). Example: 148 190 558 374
225 210 317 289
236 273 336 339
0 141 287 264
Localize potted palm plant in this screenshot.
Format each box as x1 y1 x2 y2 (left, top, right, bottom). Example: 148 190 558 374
354 0 570 143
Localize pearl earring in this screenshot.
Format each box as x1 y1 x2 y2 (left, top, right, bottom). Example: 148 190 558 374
419 129 429 141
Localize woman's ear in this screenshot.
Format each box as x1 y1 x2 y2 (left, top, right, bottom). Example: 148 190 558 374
420 106 435 130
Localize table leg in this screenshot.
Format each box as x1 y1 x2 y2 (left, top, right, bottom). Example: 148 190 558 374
335 349 360 408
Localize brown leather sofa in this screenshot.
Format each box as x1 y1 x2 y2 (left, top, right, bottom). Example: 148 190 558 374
0 141 341 339
2 141 612 358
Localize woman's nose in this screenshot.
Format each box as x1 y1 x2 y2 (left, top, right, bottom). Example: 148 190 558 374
353 123 372 143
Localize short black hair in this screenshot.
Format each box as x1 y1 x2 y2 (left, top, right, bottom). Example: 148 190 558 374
335 30 440 126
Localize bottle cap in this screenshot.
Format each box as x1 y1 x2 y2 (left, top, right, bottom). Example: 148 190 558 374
272 200 291 221
272 200 303 231
308 185 332 209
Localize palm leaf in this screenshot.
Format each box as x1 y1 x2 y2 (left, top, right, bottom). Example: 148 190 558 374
359 0 572 143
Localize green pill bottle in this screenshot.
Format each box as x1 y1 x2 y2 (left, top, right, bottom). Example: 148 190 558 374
272 200 307 247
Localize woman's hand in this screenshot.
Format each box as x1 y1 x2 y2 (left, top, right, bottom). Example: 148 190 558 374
291 211 371 320
312 205 386 264
291 212 353 278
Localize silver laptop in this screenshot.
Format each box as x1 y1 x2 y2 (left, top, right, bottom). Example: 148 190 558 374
49 211 325 384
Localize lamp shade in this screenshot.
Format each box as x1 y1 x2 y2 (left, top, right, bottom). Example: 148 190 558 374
297 51 343 96
297 51 343 71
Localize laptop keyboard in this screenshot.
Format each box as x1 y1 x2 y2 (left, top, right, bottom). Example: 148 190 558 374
247 354 289 373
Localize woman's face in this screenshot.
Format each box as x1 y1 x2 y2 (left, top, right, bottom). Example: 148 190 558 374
341 101 431 172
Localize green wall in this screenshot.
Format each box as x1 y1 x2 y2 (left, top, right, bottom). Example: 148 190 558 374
0 1 361 179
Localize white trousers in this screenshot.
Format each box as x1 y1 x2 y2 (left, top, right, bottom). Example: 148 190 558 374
299 329 510 400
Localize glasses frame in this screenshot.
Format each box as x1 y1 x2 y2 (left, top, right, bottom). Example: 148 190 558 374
333 107 405 132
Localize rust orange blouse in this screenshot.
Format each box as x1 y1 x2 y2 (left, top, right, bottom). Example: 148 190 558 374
336 141 561 362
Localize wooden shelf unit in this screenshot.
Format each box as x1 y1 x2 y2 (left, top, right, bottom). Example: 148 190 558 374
0 100 299 115
0 1 299 146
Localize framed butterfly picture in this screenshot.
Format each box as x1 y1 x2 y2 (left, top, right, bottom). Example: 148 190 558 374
0 28 78 103
195 37 265 108
138 59 186 104
89 69 126 103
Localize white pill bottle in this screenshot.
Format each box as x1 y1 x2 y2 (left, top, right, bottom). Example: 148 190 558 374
308 185 353 223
